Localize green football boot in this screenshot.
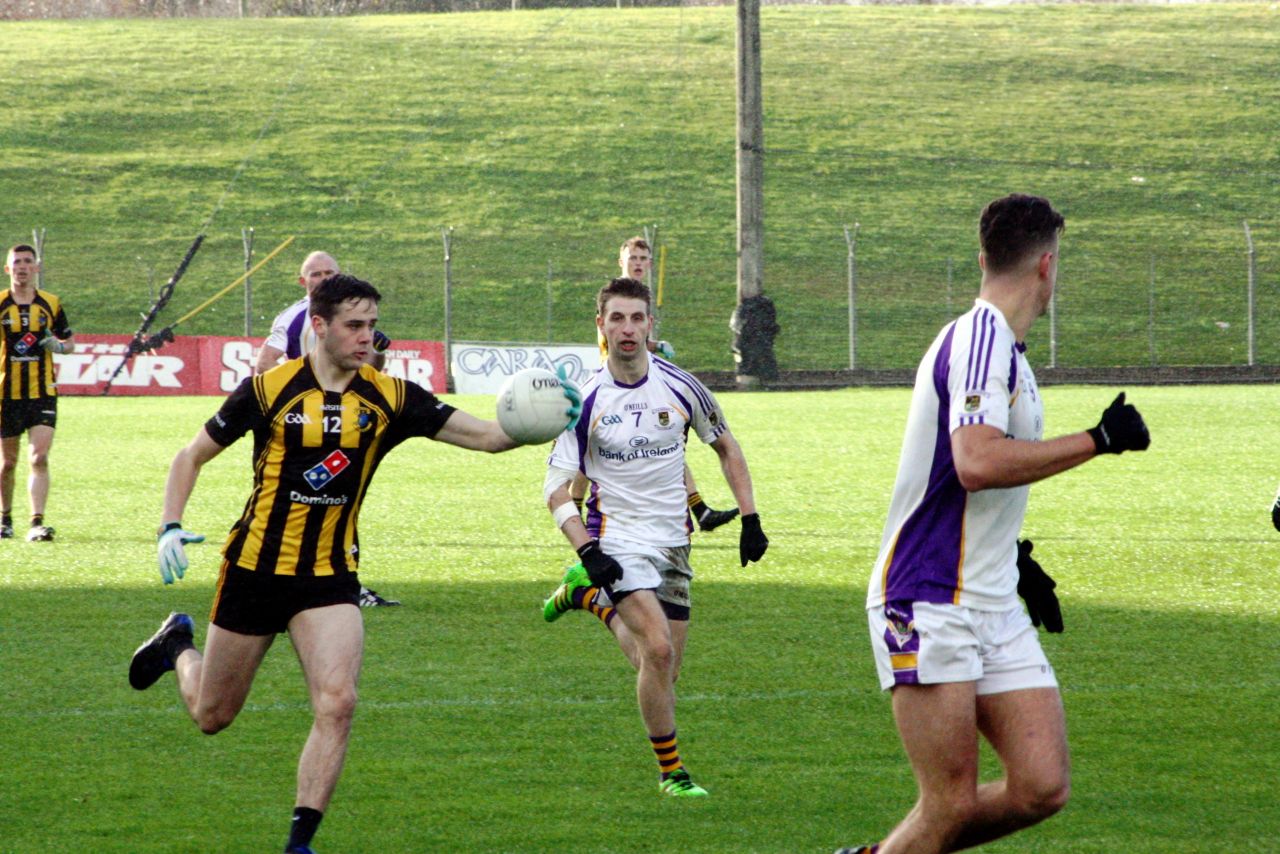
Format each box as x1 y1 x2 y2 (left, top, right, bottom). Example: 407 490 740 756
541 563 591 623
658 769 708 798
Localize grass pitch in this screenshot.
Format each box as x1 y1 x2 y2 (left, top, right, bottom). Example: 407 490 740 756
1 384 1277 852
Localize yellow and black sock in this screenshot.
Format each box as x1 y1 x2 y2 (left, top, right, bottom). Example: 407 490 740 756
650 730 683 780
30 514 43 528
577 586 616 629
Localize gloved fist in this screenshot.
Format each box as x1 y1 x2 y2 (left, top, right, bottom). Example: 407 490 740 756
739 513 769 567
157 522 205 585
556 363 583 430
576 540 622 588
1087 392 1150 454
1016 539 1062 633
39 334 67 354
372 330 392 353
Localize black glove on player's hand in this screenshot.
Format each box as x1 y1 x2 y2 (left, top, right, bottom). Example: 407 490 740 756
1087 392 1150 454
739 513 769 567
1016 539 1063 633
576 540 622 588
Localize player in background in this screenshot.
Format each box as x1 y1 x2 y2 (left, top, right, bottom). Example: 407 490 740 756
835 195 1151 854
603 237 738 532
129 274 581 854
256 250 396 607
0 244 74 542
543 277 768 796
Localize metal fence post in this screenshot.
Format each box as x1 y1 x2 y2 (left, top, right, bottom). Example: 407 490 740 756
442 226 454 391
843 224 859 370
1148 254 1157 367
945 256 954 319
242 227 255 336
1244 220 1256 366
32 227 45 289
546 260 554 344
1048 286 1058 369
642 224 658 292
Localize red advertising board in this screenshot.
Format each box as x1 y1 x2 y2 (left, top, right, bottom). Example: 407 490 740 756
54 334 447 396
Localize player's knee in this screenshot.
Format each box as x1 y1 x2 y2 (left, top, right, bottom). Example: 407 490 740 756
28 451 49 470
641 639 675 674
195 707 236 735
314 684 358 727
1021 774 1070 820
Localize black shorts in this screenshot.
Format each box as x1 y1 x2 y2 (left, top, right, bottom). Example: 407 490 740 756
0 397 57 439
211 563 361 636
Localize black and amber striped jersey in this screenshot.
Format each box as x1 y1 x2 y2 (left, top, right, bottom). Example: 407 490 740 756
204 357 456 577
0 290 72 400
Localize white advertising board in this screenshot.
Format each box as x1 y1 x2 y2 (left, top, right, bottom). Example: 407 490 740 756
450 342 599 394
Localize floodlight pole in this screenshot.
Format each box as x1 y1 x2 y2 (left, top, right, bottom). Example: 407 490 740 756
443 226 455 391
732 0 778 386
242 227 255 337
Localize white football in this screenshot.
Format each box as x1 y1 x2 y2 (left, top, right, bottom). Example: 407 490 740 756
496 367 572 444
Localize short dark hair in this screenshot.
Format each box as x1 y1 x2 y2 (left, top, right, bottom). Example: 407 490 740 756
309 274 381 322
597 277 652 316
979 194 1065 274
7 244 37 261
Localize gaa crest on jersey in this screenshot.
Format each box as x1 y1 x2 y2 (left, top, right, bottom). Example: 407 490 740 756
303 449 351 491
13 332 38 356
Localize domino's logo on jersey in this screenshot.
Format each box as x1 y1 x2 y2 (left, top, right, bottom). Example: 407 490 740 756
13 332 38 356
303 449 351 490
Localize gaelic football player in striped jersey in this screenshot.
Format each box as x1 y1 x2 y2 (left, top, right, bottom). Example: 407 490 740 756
129 274 580 854
1 244 74 542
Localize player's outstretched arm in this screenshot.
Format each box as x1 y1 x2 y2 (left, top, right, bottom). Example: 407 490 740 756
157 429 224 584
434 409 520 453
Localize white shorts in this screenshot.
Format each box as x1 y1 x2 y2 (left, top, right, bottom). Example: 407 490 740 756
596 540 692 618
867 601 1057 696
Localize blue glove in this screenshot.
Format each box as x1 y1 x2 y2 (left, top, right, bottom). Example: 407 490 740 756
556 363 583 430
157 522 205 585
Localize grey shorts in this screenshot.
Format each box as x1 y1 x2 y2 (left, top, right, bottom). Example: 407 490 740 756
597 541 692 621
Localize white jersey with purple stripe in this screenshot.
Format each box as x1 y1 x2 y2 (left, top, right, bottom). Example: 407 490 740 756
265 296 311 359
548 353 728 548
867 298 1043 612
